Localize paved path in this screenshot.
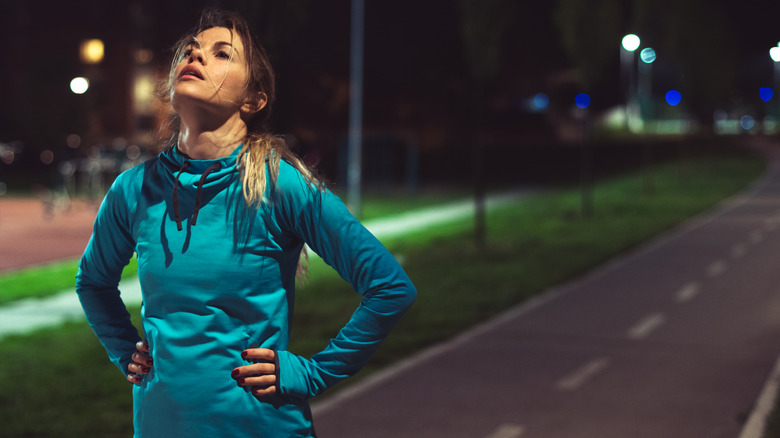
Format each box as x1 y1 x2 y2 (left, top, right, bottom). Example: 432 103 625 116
0 189 532 339
310 150 780 437
0 196 99 273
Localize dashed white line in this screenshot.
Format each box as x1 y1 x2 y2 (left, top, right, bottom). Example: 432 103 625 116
732 243 747 258
555 357 610 391
707 260 727 277
675 282 701 303
485 424 525 438
627 313 666 339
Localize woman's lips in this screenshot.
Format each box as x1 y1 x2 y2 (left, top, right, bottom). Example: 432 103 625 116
179 65 203 80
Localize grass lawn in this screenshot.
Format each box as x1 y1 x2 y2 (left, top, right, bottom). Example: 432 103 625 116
0 139 769 437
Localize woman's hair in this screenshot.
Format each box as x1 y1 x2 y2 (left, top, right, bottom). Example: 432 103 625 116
159 8 319 279
158 8 318 208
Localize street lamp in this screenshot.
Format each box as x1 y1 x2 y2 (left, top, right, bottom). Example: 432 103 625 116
770 45 780 119
638 47 656 126
621 34 641 131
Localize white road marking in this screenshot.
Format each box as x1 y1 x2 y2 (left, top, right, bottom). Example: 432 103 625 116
732 243 747 258
707 260 727 277
627 313 666 339
750 230 765 243
555 357 610 391
675 282 701 303
485 424 525 438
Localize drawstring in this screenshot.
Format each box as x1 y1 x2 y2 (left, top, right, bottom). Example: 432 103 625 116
192 163 222 226
173 162 190 231
172 161 222 231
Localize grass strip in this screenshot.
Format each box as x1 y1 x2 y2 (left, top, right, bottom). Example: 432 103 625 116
0 257 138 305
0 146 766 437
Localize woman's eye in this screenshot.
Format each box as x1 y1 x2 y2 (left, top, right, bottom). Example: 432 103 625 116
216 51 231 59
182 49 192 58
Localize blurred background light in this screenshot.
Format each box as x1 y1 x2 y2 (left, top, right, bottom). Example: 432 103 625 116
770 46 780 63
532 93 549 111
40 150 54 165
622 34 640 52
665 90 682 106
66 134 81 149
80 39 105 64
760 87 774 101
640 47 656 63
740 115 755 130
70 77 90 94
575 93 591 108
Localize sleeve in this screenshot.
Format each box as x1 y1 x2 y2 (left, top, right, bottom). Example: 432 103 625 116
272 163 417 400
75 178 141 376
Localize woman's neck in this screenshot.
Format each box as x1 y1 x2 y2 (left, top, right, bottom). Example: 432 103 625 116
177 112 247 160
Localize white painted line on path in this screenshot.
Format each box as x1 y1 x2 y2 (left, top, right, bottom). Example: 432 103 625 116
627 313 666 339
739 355 780 438
485 424 525 438
732 243 747 258
555 357 610 391
707 260 727 277
675 282 701 303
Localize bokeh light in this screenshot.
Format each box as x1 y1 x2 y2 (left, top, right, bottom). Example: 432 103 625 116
771 47 780 63
760 87 774 102
66 134 81 148
40 150 54 165
532 93 550 111
575 93 591 109
665 90 682 106
640 48 656 63
70 77 90 94
80 39 104 64
622 34 640 52
740 115 755 130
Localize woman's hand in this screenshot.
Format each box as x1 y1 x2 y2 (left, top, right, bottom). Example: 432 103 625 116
127 340 153 385
232 348 278 397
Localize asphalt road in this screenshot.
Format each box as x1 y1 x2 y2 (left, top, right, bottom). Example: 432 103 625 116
311 157 780 437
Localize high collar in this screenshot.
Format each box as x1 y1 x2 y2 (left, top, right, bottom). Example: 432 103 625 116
160 144 243 231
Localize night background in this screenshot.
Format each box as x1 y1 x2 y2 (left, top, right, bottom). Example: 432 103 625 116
3 0 780 195
7 1 780 437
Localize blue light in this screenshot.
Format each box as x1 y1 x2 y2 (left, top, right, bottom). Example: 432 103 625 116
532 93 549 111
640 48 656 63
665 90 681 106
740 115 755 130
575 93 591 109
760 87 774 102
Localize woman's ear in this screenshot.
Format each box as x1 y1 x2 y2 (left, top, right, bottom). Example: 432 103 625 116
242 91 268 115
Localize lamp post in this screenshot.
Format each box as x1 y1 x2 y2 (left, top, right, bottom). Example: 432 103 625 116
621 34 641 131
770 45 780 119
638 47 656 125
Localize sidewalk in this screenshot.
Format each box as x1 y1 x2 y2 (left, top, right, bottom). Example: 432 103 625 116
0 189 533 339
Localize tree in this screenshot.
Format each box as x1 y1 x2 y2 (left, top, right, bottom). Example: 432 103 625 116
457 0 517 246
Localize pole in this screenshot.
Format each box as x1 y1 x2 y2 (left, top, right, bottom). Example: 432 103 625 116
347 0 364 217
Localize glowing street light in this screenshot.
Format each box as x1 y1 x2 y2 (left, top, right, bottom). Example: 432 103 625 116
621 34 641 131
80 39 104 64
771 46 780 118
622 34 641 52
70 77 90 94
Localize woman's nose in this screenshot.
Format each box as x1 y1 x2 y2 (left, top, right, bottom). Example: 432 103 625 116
188 47 206 64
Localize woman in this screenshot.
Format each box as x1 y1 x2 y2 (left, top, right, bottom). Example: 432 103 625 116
76 8 416 437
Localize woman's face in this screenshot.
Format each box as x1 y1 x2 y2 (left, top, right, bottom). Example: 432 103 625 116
171 26 250 116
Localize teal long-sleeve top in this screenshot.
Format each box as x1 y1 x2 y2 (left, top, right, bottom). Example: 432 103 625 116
76 145 416 437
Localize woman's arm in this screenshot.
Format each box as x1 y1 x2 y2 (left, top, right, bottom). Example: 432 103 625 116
268 162 417 400
76 179 142 376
